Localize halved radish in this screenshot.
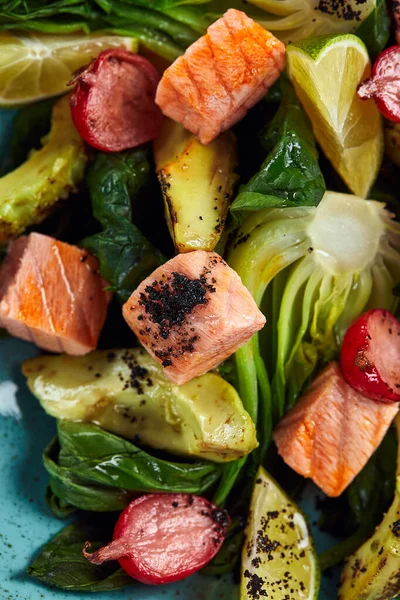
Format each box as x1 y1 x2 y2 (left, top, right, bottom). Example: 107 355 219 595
83 494 230 585
357 46 400 123
340 309 400 403
69 49 163 152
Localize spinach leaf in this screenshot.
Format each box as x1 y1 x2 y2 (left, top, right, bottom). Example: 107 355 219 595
82 149 165 303
230 79 325 223
45 486 77 519
28 520 133 591
356 0 390 60
0 1 201 60
44 421 221 511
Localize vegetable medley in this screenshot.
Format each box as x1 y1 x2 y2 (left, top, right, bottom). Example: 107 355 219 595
1 1 400 599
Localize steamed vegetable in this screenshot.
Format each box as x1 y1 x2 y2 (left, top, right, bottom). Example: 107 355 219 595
154 119 238 252
241 466 319 599
43 421 220 512
0 95 87 244
228 191 400 451
23 348 258 463
81 149 165 302
340 309 400 402
339 414 400 599
83 495 230 584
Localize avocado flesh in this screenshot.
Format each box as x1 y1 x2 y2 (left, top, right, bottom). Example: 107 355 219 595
339 414 400 599
0 94 87 244
23 348 258 463
153 118 238 253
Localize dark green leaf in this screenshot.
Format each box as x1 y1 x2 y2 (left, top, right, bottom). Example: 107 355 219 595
28 520 133 591
44 421 221 511
356 0 390 60
81 149 165 303
10 98 56 168
347 428 396 530
45 486 77 519
231 80 325 223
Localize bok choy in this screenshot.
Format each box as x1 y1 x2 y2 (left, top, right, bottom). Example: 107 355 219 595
228 191 400 458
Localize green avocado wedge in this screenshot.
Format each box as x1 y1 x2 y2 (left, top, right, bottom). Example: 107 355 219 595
0 94 87 244
23 348 258 463
339 413 400 599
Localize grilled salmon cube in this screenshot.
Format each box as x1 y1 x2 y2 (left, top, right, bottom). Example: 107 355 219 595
273 362 399 497
122 250 265 385
155 9 285 145
0 233 111 355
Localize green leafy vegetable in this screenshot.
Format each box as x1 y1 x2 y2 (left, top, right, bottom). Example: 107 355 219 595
28 520 133 591
45 486 77 519
228 191 400 476
44 421 221 512
356 0 390 59
82 149 165 303
230 80 325 224
10 98 56 168
0 1 202 60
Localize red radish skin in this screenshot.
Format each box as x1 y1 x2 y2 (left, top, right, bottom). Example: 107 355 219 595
341 309 400 403
83 494 230 585
357 46 400 123
69 49 163 152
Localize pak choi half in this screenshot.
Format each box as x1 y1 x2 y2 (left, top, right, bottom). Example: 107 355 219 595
228 191 400 458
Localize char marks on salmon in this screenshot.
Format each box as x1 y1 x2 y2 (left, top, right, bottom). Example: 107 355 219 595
155 9 286 145
122 250 265 385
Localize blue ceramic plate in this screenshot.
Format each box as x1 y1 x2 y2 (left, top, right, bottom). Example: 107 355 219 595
0 109 337 600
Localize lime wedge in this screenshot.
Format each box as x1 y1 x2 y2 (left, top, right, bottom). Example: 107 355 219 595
241 466 319 600
287 34 383 198
0 32 138 106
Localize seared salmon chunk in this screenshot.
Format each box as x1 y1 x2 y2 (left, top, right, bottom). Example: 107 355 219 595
273 362 399 497
155 9 285 145
0 233 111 354
122 250 265 385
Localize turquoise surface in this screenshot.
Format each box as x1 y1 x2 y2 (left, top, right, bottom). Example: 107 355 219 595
0 109 338 599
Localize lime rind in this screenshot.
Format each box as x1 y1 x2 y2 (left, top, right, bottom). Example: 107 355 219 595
288 33 369 62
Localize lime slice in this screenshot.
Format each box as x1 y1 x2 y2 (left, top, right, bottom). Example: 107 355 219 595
287 34 383 198
0 32 138 106
241 466 319 600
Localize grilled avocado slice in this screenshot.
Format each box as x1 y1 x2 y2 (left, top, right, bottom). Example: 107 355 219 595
23 347 258 463
153 118 238 253
0 95 87 244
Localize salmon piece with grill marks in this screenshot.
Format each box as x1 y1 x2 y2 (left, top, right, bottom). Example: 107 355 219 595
273 362 399 497
122 250 265 385
0 232 111 355
155 9 285 145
